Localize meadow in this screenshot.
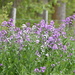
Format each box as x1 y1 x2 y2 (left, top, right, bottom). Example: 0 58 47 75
0 15 75 75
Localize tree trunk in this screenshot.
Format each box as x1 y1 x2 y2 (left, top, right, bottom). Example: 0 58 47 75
52 0 66 24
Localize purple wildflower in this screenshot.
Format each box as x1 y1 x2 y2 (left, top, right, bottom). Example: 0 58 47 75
48 37 54 42
51 64 55 67
52 44 58 50
34 66 46 73
40 66 46 70
34 68 40 72
41 69 45 72
35 50 41 57
36 40 40 43
62 45 67 50
0 64 3 66
73 70 75 73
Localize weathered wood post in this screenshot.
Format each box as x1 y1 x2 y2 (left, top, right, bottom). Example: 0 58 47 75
12 7 16 25
9 0 17 26
43 10 48 24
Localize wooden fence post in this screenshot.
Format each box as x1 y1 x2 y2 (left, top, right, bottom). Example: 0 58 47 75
12 7 16 25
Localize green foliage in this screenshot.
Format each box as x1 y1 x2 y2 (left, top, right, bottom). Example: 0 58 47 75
66 0 75 16
16 0 54 27
0 2 12 24
16 0 75 27
0 0 75 27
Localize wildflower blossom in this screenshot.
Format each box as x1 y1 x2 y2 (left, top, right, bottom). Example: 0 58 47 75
52 44 58 50
34 68 40 72
34 66 46 73
0 64 3 66
36 40 40 43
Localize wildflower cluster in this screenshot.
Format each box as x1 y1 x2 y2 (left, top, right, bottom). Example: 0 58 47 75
34 66 46 72
0 15 75 74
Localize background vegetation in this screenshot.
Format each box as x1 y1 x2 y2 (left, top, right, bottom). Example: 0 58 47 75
0 0 75 27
